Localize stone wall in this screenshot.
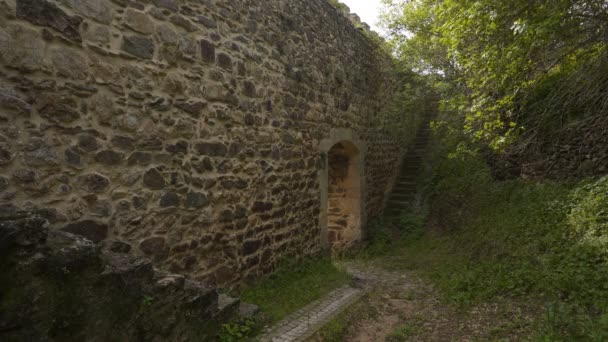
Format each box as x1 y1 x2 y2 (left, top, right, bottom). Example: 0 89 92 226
0 0 410 286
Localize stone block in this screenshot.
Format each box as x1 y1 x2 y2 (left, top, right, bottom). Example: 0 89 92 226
16 0 82 41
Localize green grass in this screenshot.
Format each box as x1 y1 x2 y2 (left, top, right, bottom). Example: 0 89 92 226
387 322 418 341
239 257 351 323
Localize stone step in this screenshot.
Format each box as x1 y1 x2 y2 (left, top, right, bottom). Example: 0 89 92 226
401 169 420 174
394 184 416 191
402 158 421 164
389 194 414 201
215 294 241 321
396 179 417 185
395 180 417 186
386 200 412 209
391 194 415 200
400 168 420 174
384 208 408 217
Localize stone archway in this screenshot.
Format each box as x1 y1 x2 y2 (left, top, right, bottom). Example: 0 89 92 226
319 129 366 251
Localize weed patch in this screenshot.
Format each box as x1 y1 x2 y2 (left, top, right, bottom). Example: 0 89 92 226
239 257 351 323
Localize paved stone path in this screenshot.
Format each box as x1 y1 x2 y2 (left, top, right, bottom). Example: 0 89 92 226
259 285 367 342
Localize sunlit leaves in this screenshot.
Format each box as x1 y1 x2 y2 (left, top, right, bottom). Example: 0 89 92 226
383 0 608 151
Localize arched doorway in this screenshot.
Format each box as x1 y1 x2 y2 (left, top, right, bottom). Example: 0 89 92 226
319 128 366 252
326 141 361 250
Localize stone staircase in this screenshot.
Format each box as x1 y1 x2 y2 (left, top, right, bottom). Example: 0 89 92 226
384 118 433 219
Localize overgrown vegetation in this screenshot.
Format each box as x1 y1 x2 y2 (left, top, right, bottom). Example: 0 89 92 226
217 318 256 342
371 4 608 337
375 130 608 340
239 257 351 323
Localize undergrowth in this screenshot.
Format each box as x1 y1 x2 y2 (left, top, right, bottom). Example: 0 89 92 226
378 142 608 340
239 257 351 324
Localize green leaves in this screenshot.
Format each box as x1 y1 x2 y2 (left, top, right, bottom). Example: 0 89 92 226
383 0 608 151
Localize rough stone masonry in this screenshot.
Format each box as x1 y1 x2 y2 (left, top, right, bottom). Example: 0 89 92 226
0 0 410 286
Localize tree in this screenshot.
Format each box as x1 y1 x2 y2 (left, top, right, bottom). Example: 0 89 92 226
382 0 608 152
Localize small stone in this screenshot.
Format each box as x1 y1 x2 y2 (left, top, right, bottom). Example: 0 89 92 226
186 192 209 209
252 201 273 213
217 53 232 70
194 142 227 157
60 220 108 243
78 134 99 152
200 39 215 63
156 24 179 44
143 168 165 190
91 200 112 217
177 37 197 58
38 98 80 123
83 23 110 44
160 192 179 207
1 24 45 72
60 0 114 24
238 302 260 319
95 150 124 166
175 101 206 116
0 145 13 165
152 0 178 12
65 147 82 166
13 169 37 184
17 0 82 41
121 35 155 59
132 196 147 209
24 145 59 167
78 173 110 193
219 209 233 222
50 47 88 80
0 87 32 114
197 15 217 28
156 274 185 290
170 15 196 32
111 135 136 151
243 240 261 255
192 158 214 173
244 113 255 126
127 152 152 166
243 81 256 97
100 239 132 254
0 177 9 191
140 236 167 255
117 114 141 132
124 8 155 35
166 140 188 154
137 136 164 151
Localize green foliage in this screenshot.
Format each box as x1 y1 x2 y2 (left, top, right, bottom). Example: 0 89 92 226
217 319 255 342
141 295 154 307
239 257 351 323
382 0 608 151
568 177 608 247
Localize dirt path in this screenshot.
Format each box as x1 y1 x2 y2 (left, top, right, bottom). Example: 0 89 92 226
319 260 540 342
